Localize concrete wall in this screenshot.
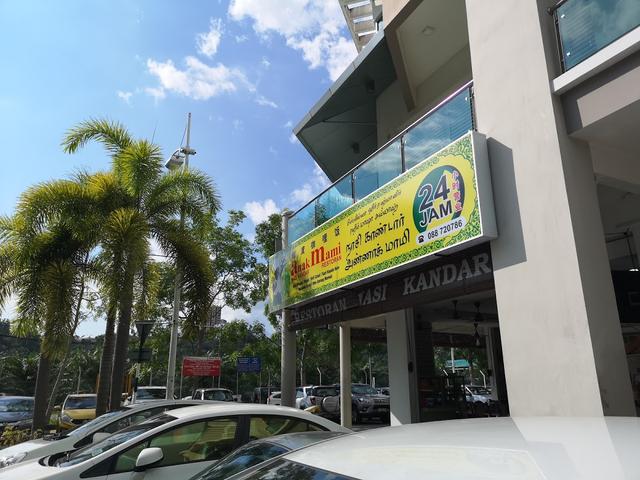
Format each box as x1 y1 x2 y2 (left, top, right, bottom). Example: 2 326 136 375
465 0 634 416
376 46 472 145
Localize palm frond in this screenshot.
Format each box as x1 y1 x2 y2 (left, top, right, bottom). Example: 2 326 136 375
61 118 133 156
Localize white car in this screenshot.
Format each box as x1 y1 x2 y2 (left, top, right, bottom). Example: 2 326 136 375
0 400 207 469
0 404 347 480
295 386 313 409
267 392 281 405
232 417 640 479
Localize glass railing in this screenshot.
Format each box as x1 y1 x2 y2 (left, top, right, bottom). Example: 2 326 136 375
287 82 475 244
552 0 640 71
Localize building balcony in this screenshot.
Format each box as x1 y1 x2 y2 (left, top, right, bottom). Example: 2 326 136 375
552 0 640 73
288 82 475 244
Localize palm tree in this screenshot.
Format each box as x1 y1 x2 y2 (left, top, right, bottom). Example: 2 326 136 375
0 190 94 430
63 119 220 411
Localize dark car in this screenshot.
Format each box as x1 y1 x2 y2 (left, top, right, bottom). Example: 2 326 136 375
253 386 279 404
335 384 390 424
190 431 348 480
0 396 34 432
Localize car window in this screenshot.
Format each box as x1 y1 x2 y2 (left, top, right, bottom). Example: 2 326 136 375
312 387 337 397
203 390 233 401
0 398 33 412
351 385 377 395
69 409 125 439
249 416 325 441
295 391 303 399
245 459 351 479
136 388 166 400
58 417 170 467
100 405 168 434
194 442 288 480
64 396 97 409
112 416 239 473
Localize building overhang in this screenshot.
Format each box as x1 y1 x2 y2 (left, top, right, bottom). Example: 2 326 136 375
293 28 396 182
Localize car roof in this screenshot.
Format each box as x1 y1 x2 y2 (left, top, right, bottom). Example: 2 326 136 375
197 388 231 391
283 417 640 479
256 431 348 450
0 396 34 400
137 386 166 389
65 393 96 398
165 404 349 431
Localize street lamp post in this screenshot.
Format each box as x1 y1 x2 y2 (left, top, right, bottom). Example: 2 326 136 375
165 113 195 400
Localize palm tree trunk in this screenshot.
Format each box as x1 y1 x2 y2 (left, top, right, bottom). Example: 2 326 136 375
46 276 86 420
109 267 135 411
31 351 52 433
96 299 117 416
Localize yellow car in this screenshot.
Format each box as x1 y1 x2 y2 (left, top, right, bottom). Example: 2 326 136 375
58 394 96 430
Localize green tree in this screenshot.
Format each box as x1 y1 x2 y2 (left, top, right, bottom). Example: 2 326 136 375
62 119 221 412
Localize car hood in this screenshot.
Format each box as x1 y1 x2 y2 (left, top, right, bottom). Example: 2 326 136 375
0 457 60 480
0 438 50 458
62 409 95 420
0 412 32 423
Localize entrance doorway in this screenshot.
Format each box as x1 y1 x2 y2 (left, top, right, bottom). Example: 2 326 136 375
412 292 508 422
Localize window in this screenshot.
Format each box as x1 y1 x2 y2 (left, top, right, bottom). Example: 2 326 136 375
112 416 239 473
101 406 167 434
203 390 234 402
64 396 96 410
248 416 325 441
194 442 288 480
245 459 351 480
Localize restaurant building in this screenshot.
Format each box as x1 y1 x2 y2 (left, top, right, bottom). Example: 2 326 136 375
269 0 640 426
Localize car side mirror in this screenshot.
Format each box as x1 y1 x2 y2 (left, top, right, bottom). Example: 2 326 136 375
134 448 164 472
92 432 110 444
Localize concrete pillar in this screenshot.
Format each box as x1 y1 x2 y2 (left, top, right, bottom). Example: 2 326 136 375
280 212 296 408
386 309 414 425
339 323 352 428
466 0 634 415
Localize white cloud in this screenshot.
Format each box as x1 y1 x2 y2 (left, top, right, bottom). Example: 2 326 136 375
255 94 278 108
244 198 279 225
261 56 271 68
146 56 252 101
197 18 224 58
116 90 133 104
235 34 248 43
144 86 166 102
222 302 273 334
232 119 243 130
284 120 293 128
269 146 277 155
228 0 357 81
289 133 298 144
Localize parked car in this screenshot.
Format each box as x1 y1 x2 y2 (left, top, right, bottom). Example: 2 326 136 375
126 386 169 404
0 396 34 433
0 400 209 469
345 384 390 424
378 387 390 396
465 385 492 404
295 386 313 409
0 404 347 480
253 387 278 404
298 386 338 411
267 392 281 405
191 388 234 402
191 431 348 480
233 417 640 479
58 394 97 430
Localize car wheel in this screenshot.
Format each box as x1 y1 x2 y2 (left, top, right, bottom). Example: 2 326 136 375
351 405 360 425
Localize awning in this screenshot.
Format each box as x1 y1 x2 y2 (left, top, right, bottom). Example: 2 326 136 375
293 28 396 182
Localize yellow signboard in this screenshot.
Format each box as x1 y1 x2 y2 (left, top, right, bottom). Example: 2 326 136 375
269 132 496 311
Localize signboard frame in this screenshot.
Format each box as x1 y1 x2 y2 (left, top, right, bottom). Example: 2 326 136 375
269 132 496 312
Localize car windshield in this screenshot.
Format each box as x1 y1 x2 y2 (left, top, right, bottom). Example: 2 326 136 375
64 396 96 410
193 442 288 480
203 390 233 401
0 398 33 412
137 388 166 400
312 387 337 397
56 415 174 467
351 385 377 395
68 409 126 437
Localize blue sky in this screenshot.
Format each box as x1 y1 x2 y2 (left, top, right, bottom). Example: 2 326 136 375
0 0 357 336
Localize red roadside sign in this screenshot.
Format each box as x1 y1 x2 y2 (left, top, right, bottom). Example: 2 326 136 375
182 356 221 377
